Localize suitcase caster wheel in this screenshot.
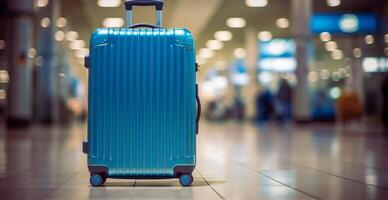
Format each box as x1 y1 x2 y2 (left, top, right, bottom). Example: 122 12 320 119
179 174 193 187
90 173 105 187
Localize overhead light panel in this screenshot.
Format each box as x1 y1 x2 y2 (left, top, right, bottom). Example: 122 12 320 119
214 31 233 41
276 18 289 28
365 35 374 44
36 0 49 7
258 31 272 41
234 48 246 58
41 17 51 28
103 18 124 27
353 48 362 58
325 41 337 51
245 0 268 7
327 0 340 7
56 17 67 28
206 40 223 50
98 0 121 7
55 31 65 41
226 18 246 28
319 32 331 42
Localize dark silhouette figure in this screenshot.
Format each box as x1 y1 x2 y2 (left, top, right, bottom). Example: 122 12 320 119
276 79 293 121
256 89 274 123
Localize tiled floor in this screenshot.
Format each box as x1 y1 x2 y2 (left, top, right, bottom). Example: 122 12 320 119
0 119 388 199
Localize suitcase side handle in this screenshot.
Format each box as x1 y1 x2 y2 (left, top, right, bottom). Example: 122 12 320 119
128 23 160 29
125 0 163 27
196 84 201 134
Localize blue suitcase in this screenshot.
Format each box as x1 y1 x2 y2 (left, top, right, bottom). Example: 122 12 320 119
83 0 200 187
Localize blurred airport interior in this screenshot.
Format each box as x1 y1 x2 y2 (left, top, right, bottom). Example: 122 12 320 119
1 0 388 125
1 0 388 199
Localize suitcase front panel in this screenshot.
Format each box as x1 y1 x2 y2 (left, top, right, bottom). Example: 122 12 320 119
87 28 196 177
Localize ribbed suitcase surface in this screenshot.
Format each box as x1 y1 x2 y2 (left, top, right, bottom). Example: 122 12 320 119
87 28 196 177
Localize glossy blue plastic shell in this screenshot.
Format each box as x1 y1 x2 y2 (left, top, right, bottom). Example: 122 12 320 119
87 28 196 178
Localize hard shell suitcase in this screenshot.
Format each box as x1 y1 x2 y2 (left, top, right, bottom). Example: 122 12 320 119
83 0 200 187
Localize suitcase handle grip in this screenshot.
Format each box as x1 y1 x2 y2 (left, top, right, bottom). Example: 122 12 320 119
196 84 201 134
125 0 163 27
128 23 160 29
125 0 164 10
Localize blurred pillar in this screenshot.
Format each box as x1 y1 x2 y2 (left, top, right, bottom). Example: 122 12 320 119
36 0 60 123
244 27 258 119
291 0 312 122
346 38 364 103
5 0 34 126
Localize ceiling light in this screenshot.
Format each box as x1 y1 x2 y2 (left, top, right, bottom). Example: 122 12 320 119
0 70 9 84
0 40 6 50
325 41 337 51
55 31 65 41
56 17 67 28
28 48 37 58
319 32 331 42
226 18 246 28
385 34 388 43
41 17 50 28
198 48 214 58
214 31 233 41
98 0 121 7
258 31 272 41
103 18 124 28
353 48 362 58
327 0 340 7
234 48 246 58
245 0 268 7
339 14 359 33
276 18 289 29
66 31 79 41
36 0 48 7
206 40 223 50
69 40 85 50
329 87 341 99
331 50 343 60
365 35 374 44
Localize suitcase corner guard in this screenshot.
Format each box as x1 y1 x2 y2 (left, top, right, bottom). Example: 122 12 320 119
82 141 88 154
173 165 195 178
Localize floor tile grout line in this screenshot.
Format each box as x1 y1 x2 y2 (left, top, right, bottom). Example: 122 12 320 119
235 162 322 200
39 170 83 200
197 171 226 200
300 165 388 191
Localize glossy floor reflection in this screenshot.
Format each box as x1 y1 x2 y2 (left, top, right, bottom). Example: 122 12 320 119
0 119 388 199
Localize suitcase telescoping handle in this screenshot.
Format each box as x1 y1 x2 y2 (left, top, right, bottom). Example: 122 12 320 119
125 0 164 27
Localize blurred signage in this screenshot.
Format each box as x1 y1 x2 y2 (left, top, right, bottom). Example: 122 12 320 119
363 57 388 73
258 39 296 72
312 13 377 34
229 59 250 86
